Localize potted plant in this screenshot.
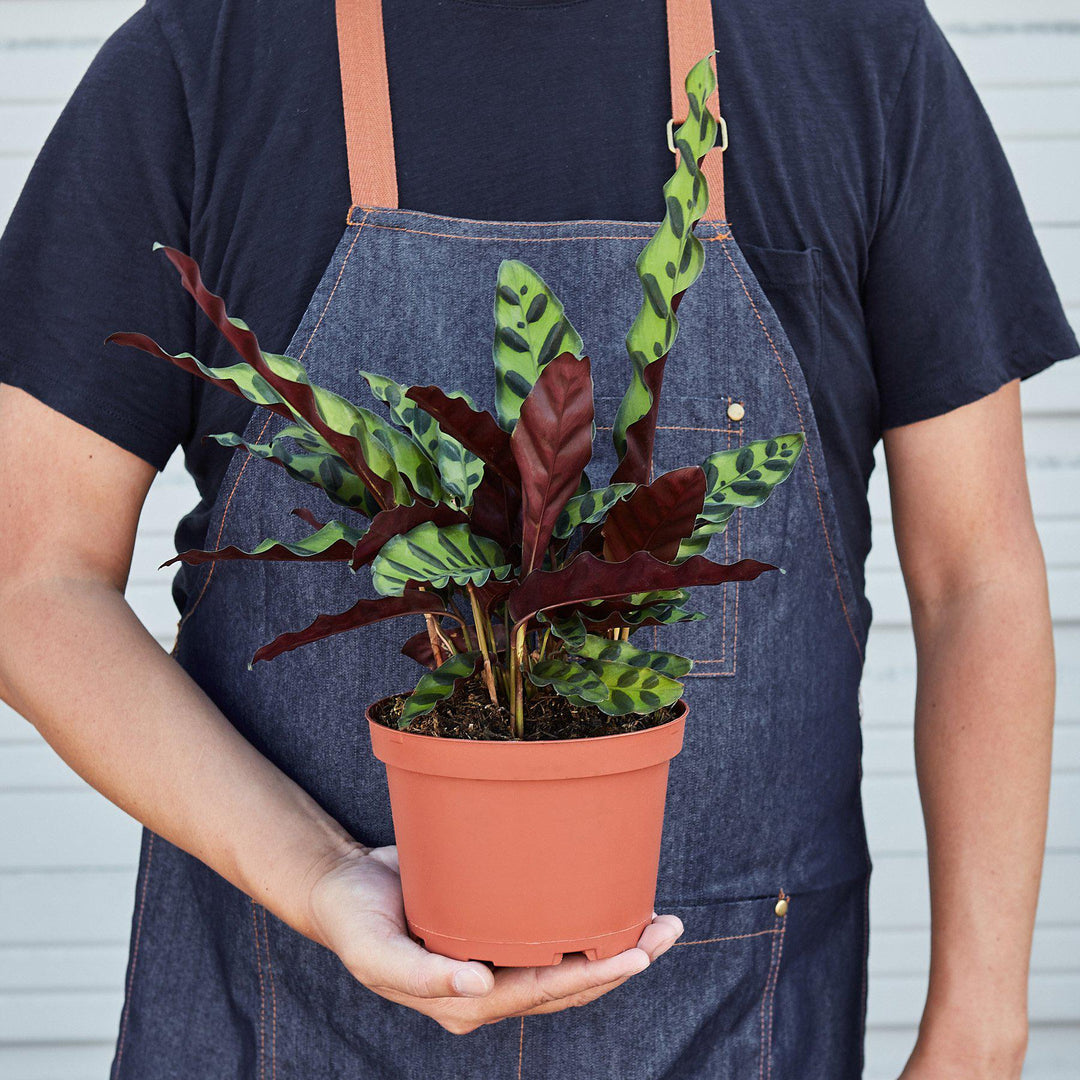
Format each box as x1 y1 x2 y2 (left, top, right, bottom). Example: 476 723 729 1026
109 55 805 967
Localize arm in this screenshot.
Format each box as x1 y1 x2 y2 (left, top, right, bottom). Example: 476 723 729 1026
884 381 1053 1078
0 386 680 1032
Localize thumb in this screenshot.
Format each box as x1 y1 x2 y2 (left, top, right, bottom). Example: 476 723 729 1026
362 928 495 1000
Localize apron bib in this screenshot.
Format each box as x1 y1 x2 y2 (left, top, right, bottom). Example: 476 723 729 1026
112 2 872 1076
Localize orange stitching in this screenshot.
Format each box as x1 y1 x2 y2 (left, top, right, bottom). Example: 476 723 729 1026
351 223 664 242
349 203 731 230
171 214 371 648
731 502 743 673
722 424 733 669
113 833 154 1078
717 237 863 659
655 425 741 433
260 906 277 1080
251 900 266 1080
758 915 780 1077
673 928 779 946
765 893 789 1080
517 1016 525 1079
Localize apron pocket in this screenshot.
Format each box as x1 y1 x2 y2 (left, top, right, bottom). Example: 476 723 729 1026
589 394 744 676
653 394 745 676
531 891 791 1079
738 242 823 398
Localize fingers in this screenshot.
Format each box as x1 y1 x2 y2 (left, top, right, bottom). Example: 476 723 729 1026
357 923 495 1001
636 914 684 961
361 912 684 1034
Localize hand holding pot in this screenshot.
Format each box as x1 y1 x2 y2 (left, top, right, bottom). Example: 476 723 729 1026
309 845 684 1034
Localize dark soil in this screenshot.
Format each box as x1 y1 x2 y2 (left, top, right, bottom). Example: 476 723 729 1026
370 674 681 741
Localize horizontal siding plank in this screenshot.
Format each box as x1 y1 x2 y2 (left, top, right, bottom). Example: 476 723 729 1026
0 3 140 42
0 943 127 992
0 792 141 870
1022 345 1080 414
1005 138 1080 224
0 1044 116 1080
0 868 136 946
951 32 1080 88
0 44 98 107
982 85 1080 139
932 0 1080 19
0 990 122 1044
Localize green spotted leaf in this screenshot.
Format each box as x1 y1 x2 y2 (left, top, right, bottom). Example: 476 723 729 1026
361 371 482 506
209 429 378 515
528 657 607 705
492 259 584 431
678 433 805 558
371 522 512 595
109 246 408 508
612 53 720 484
359 405 441 504
537 610 588 651
529 655 683 716
572 634 693 678
401 651 481 725
553 483 637 539
435 430 485 506
164 519 366 567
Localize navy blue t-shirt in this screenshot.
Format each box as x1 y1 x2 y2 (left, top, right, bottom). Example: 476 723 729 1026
0 0 1075 615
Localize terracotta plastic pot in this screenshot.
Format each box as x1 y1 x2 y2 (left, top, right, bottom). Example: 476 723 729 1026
367 701 687 967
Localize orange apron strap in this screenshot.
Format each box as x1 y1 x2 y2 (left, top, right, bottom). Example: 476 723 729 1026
666 0 727 221
337 0 727 220
337 0 398 210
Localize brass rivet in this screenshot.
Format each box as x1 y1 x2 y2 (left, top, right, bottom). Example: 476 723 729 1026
774 898 788 917
727 401 745 422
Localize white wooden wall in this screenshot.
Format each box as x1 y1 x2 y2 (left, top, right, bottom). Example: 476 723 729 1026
0 2 1077 1077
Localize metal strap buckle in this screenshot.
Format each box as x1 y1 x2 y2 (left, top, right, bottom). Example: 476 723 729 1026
667 114 729 155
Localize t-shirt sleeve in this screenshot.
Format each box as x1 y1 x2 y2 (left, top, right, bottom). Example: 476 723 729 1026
863 4 1078 431
0 4 195 469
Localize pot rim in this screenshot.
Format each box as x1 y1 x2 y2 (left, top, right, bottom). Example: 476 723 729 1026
366 698 688 781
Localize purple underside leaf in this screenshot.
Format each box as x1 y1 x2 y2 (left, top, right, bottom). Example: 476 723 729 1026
349 501 468 570
611 350 669 487
111 246 396 508
469 472 521 550
507 550 777 625
404 385 521 488
252 591 448 665
292 508 327 529
602 465 706 563
512 353 595 576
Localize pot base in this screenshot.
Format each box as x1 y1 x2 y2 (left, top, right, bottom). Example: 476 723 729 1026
409 917 649 967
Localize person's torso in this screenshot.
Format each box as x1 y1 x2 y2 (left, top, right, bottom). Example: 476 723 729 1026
157 0 924 628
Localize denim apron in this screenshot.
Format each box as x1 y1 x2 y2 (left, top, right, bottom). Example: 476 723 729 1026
112 1 873 1076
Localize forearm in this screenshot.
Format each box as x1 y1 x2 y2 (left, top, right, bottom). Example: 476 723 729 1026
0 575 363 942
909 572 1053 1067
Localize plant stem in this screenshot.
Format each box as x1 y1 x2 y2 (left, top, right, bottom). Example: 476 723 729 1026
511 623 527 739
466 585 499 707
415 587 446 666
